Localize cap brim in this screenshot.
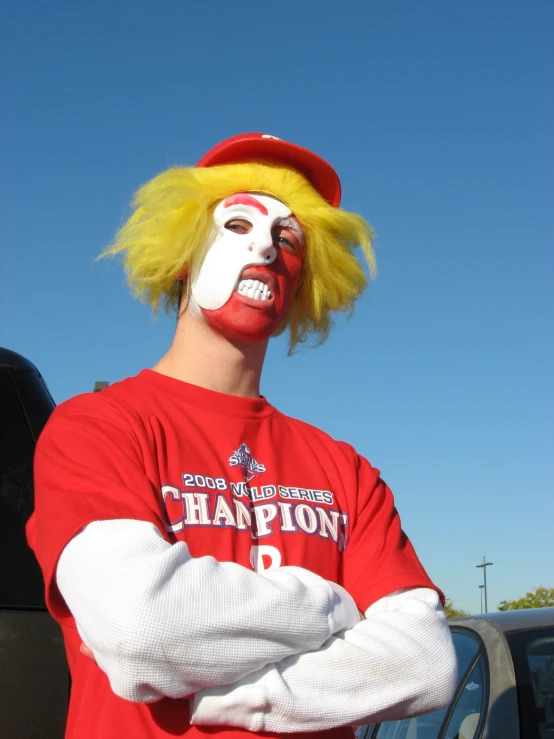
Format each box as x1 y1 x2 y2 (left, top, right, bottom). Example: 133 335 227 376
196 133 341 207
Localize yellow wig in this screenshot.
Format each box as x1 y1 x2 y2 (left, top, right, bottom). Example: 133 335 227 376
102 162 375 350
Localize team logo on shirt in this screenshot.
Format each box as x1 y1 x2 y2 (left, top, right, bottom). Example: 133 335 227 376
229 443 266 482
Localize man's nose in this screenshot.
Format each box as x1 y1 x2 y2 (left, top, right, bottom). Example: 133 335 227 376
248 236 277 264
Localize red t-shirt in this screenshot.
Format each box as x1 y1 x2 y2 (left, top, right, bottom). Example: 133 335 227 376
27 369 439 739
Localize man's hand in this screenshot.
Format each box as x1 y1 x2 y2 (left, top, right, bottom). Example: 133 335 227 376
80 643 96 662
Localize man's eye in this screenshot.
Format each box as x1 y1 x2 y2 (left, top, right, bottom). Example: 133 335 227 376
224 218 252 234
272 228 298 252
275 235 293 249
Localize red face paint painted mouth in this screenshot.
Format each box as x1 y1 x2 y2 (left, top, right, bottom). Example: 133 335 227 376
234 267 277 307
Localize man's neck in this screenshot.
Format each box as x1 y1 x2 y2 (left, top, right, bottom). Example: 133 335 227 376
153 308 268 399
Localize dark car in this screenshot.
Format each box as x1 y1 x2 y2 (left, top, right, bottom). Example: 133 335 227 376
0 348 69 737
356 607 554 739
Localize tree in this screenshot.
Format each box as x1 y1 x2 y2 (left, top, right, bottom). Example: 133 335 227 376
444 598 469 619
498 586 554 611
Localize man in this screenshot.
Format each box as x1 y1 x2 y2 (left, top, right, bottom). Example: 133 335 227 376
28 133 456 739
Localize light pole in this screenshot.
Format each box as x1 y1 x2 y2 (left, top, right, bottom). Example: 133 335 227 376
476 556 493 612
479 584 484 613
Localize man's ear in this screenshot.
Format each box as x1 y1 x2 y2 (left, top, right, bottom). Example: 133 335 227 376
176 277 193 315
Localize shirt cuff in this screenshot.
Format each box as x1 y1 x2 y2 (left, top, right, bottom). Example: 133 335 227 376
191 676 269 731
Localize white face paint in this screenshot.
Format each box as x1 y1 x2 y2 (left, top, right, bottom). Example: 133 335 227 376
191 193 292 311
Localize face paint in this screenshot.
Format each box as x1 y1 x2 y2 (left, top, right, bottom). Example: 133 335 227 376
192 194 291 310
190 193 305 342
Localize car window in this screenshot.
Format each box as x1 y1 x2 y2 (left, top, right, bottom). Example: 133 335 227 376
443 656 485 739
527 636 554 739
0 372 46 608
366 629 485 739
506 625 554 739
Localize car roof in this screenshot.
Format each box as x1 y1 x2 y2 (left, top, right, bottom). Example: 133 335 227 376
0 347 41 373
449 607 554 633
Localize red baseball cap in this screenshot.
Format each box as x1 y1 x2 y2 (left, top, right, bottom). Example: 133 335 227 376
196 133 341 207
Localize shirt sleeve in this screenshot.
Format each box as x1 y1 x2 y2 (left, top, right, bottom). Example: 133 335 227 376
190 587 458 732
338 450 443 611
27 400 165 620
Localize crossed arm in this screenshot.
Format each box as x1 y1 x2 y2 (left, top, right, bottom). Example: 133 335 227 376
57 518 457 728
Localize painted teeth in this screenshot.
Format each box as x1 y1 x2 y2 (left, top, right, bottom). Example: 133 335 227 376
237 279 272 301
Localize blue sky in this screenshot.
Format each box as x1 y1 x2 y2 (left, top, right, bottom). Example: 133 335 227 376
2 1 552 614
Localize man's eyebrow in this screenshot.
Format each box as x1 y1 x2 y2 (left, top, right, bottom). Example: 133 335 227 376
223 194 268 215
278 216 304 240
